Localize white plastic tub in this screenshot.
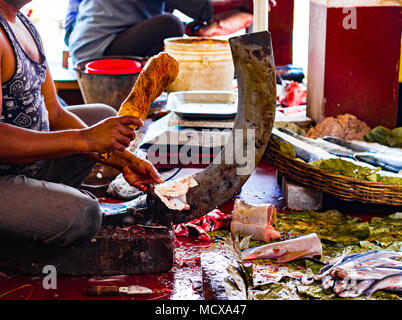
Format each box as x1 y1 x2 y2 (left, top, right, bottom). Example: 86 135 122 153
164 37 235 92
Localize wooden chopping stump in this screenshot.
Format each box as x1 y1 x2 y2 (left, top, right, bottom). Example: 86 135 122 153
0 225 174 276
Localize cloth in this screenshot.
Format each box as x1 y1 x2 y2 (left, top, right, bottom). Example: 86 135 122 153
66 0 213 64
0 156 101 247
104 14 184 58
0 104 117 247
64 0 84 46
0 12 48 177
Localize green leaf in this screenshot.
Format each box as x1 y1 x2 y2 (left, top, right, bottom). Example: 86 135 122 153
364 126 402 148
239 235 252 251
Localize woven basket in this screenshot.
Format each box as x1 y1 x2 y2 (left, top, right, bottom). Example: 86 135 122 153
266 140 402 206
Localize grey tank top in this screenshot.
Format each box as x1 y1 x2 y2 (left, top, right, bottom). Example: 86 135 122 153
0 12 49 176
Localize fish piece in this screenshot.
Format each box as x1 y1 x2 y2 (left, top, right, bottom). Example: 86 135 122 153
153 176 198 211
231 222 281 242
354 152 402 173
278 128 356 159
241 233 322 263
364 274 402 298
337 280 376 298
336 267 402 281
230 199 280 242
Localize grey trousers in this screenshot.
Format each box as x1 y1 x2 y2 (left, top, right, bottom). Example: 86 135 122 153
0 104 117 247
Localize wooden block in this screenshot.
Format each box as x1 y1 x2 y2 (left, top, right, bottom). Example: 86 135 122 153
282 176 323 211
0 225 174 276
201 250 247 300
307 0 402 129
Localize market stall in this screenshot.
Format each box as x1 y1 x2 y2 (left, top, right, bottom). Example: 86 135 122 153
0 0 401 305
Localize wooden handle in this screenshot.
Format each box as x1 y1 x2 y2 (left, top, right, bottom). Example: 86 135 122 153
86 286 120 296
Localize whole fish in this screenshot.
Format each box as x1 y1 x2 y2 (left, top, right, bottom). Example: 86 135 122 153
337 280 376 298
364 274 402 298
352 140 402 158
230 199 281 242
336 267 402 281
331 257 402 278
315 252 365 281
353 258 402 270
323 136 402 158
241 233 322 263
271 128 333 162
354 152 402 173
315 251 402 281
323 136 382 153
278 128 356 159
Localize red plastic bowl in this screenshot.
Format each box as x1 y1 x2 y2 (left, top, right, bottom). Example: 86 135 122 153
85 59 142 75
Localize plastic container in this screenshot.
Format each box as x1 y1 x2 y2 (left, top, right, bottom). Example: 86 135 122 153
85 59 142 75
164 37 234 92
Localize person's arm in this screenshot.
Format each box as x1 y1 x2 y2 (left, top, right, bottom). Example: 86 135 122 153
40 66 163 189
0 41 162 190
166 0 213 22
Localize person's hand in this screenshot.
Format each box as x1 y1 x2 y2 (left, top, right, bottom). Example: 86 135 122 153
122 155 164 192
192 11 253 37
81 116 143 154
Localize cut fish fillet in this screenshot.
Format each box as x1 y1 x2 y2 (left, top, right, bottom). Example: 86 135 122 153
230 199 280 242
241 233 323 263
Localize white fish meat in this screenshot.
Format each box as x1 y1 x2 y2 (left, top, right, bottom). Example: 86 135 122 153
230 199 281 242
153 176 198 210
241 233 322 263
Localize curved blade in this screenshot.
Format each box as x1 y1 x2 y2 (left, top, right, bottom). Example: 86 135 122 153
142 32 277 225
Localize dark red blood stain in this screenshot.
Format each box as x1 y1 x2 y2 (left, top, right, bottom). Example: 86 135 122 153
0 159 388 300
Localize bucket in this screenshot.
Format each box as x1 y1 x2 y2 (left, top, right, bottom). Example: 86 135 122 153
75 56 147 111
164 37 234 92
86 59 142 75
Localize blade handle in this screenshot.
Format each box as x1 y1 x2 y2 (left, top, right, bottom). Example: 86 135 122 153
86 285 120 296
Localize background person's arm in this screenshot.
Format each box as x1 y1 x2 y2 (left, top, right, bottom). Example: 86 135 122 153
166 0 213 23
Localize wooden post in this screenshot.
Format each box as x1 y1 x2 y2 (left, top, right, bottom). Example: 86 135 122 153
253 0 269 32
307 0 402 129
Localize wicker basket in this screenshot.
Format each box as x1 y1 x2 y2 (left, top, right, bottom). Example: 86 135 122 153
266 140 402 206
